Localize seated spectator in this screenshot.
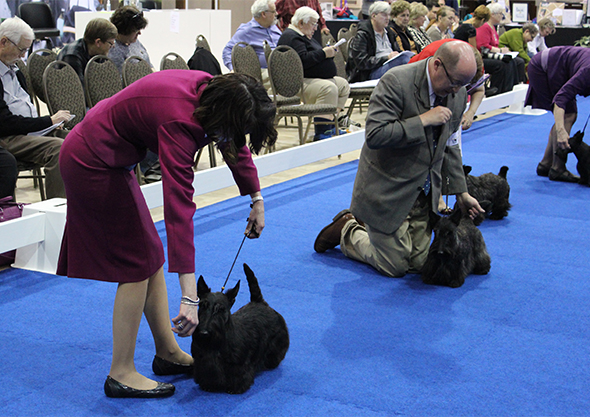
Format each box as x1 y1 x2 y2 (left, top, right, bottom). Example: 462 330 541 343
454 4 490 49
0 145 17 199
477 2 524 89
425 6 456 42
407 2 432 53
57 18 117 86
388 1 417 53
528 17 555 57
108 6 152 74
0 17 71 199
346 1 403 82
499 22 538 69
276 0 330 34
423 0 441 29
277 6 351 140
222 0 281 88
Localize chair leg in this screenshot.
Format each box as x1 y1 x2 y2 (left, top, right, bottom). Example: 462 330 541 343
297 117 304 145
208 143 217 167
303 117 313 144
36 169 46 201
346 98 357 119
134 165 144 185
194 147 204 169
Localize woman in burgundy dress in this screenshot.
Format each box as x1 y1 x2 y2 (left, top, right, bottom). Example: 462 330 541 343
526 46 590 182
57 71 277 397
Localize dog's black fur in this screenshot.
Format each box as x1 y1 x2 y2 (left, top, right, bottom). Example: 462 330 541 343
422 209 491 288
462 165 511 225
555 131 590 186
191 263 289 394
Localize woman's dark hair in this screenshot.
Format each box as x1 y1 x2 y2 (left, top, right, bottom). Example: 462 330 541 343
194 74 277 160
110 5 148 36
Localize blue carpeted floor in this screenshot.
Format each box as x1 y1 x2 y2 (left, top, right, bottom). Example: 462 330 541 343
1 98 589 416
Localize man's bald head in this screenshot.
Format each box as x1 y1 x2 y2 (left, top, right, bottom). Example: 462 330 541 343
429 40 477 96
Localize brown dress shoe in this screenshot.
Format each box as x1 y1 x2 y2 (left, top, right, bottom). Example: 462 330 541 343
314 209 354 253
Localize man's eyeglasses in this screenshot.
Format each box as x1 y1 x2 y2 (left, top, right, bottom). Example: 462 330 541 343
104 40 115 48
438 59 469 89
6 37 28 55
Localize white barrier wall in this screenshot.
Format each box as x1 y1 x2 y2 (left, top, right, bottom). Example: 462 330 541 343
74 9 231 73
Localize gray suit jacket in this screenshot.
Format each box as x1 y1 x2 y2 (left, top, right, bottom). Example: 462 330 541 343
350 59 468 234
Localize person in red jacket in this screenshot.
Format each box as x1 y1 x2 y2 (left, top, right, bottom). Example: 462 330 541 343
57 71 277 398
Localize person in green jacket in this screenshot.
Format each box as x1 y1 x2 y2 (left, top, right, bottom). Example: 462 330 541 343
499 23 538 67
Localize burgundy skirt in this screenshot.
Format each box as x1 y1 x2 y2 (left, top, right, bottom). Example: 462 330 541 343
56 131 165 283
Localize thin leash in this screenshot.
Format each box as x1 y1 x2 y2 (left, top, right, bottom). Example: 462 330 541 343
221 223 256 292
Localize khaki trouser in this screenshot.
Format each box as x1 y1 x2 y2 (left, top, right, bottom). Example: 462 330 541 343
301 76 350 110
340 193 432 277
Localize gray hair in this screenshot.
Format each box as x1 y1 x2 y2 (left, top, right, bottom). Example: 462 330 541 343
251 0 275 18
522 22 539 37
488 2 504 15
0 17 34 44
369 1 391 16
292 6 319 26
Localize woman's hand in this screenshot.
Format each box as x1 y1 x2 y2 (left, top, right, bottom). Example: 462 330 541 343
323 46 336 58
172 273 199 337
556 127 571 150
461 109 475 130
246 198 265 238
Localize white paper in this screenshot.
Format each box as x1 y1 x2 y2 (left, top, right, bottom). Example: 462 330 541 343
169 11 180 33
350 79 379 89
562 9 583 26
332 38 346 48
382 50 415 66
28 114 75 136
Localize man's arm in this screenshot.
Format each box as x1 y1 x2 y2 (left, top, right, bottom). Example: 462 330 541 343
0 79 52 137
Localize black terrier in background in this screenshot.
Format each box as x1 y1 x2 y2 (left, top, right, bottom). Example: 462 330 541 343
422 209 491 288
462 165 511 225
555 131 590 186
191 264 289 394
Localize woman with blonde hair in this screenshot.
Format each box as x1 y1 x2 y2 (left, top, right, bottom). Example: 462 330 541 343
425 6 456 42
453 5 490 48
388 0 417 52
528 17 555 56
407 2 431 53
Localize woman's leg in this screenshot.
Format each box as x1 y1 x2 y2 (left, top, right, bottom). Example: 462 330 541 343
541 112 577 171
143 267 193 365
108 278 159 390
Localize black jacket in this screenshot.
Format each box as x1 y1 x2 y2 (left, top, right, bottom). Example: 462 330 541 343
277 28 337 79
0 68 51 138
346 20 400 83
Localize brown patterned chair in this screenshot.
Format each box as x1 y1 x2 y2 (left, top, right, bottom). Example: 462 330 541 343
122 55 152 88
160 52 189 70
84 55 122 108
26 48 56 112
42 60 86 130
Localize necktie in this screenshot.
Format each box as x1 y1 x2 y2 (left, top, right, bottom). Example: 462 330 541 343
423 95 444 195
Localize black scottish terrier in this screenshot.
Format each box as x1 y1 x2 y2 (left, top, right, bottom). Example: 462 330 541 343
462 165 511 225
555 131 590 186
422 209 491 288
191 263 289 394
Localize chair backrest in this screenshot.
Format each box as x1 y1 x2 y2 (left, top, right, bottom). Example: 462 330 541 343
321 31 336 47
122 55 152 87
15 59 36 103
84 55 122 108
17 2 55 30
268 45 303 100
196 34 211 52
263 40 271 64
338 27 352 42
160 52 189 70
333 47 347 79
339 37 350 63
27 48 56 104
43 60 86 129
349 23 358 37
231 42 262 83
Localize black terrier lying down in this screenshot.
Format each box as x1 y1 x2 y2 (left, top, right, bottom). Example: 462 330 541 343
555 131 590 186
461 165 511 225
422 209 491 288
191 264 289 394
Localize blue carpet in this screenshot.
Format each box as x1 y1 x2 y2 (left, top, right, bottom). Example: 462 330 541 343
1 98 590 416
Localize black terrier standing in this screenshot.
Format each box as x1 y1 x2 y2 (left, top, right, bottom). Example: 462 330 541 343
462 165 511 225
422 209 491 288
191 264 289 394
555 131 590 186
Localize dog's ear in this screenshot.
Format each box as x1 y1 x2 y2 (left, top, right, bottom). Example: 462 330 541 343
479 199 493 214
463 165 472 175
243 263 254 278
225 280 240 307
449 207 463 225
197 275 211 297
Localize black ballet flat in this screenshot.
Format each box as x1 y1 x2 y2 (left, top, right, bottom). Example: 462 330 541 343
536 163 550 177
548 168 580 183
104 376 175 398
152 355 193 376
